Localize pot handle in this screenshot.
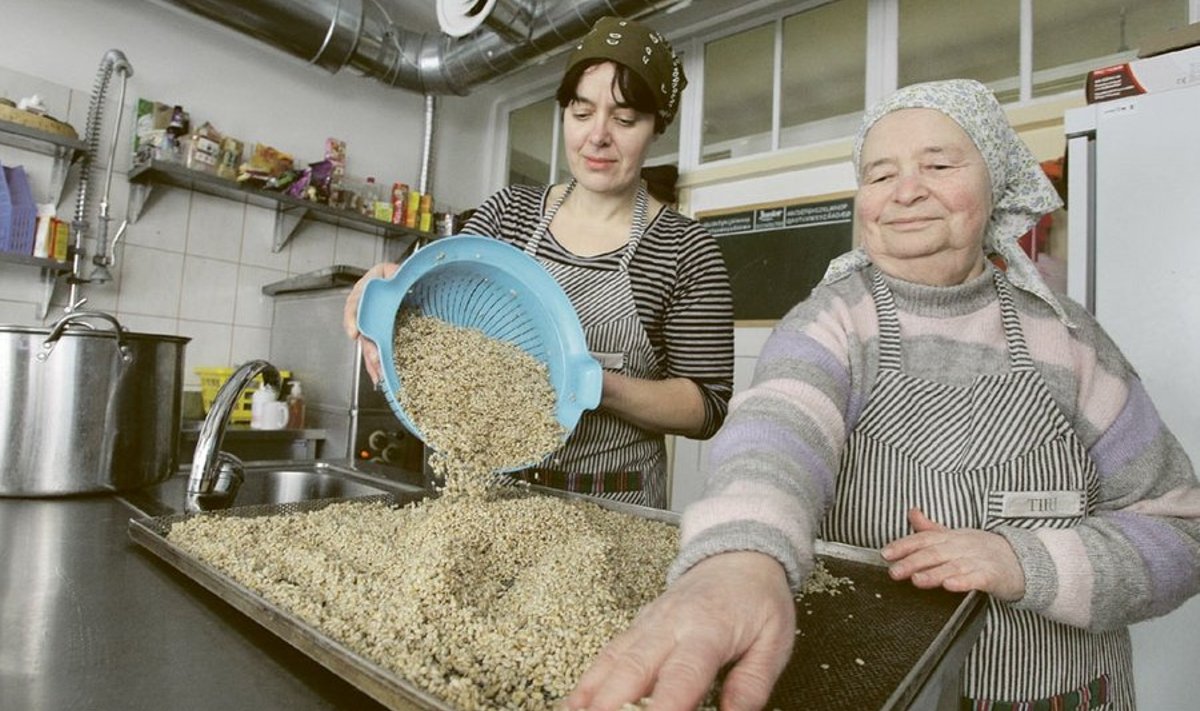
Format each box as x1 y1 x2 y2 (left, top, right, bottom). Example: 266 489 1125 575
38 311 133 363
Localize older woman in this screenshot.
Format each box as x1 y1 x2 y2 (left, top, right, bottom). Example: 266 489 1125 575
344 17 734 509
565 79 1200 711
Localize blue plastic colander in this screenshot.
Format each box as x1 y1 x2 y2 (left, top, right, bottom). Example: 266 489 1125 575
357 235 603 461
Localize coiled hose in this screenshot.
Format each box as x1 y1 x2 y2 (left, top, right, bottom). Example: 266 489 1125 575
73 49 133 229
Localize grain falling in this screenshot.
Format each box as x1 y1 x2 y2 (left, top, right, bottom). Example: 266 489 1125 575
391 310 564 494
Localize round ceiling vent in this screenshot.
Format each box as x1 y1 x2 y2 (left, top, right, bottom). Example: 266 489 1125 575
436 0 498 38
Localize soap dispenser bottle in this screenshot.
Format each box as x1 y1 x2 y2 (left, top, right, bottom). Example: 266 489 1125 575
286 381 306 429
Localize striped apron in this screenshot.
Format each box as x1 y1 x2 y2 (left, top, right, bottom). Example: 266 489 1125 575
509 180 668 508
820 268 1134 710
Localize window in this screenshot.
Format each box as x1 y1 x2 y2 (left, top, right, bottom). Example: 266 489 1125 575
701 22 775 163
780 0 868 148
497 0 1196 182
899 0 1020 101
1033 0 1190 97
506 97 557 186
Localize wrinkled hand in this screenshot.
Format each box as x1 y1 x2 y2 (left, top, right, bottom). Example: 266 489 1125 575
343 262 399 384
881 508 1025 602
563 551 795 711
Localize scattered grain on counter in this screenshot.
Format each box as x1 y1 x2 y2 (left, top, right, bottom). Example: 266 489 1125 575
796 559 854 599
391 309 565 495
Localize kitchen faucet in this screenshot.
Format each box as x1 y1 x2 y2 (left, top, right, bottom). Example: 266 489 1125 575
186 360 281 511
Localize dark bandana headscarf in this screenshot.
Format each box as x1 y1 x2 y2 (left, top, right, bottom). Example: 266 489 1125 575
565 16 688 128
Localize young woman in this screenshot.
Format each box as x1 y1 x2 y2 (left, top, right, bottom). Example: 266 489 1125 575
345 17 734 509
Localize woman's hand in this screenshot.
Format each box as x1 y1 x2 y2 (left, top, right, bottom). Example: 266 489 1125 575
562 551 795 711
881 508 1026 601
343 262 399 384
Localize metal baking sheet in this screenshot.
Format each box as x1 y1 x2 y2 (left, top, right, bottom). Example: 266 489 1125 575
128 492 985 711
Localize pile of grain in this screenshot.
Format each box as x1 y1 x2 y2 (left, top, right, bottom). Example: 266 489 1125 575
170 491 679 710
391 310 564 496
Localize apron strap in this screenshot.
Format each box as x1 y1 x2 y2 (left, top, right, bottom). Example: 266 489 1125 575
992 270 1035 371
526 179 648 271
868 267 903 371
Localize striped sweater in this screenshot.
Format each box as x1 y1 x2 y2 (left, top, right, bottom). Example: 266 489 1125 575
463 184 735 437
672 264 1200 632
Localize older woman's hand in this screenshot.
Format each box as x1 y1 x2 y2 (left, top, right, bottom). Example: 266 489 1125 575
562 551 795 711
342 262 399 384
882 508 1026 602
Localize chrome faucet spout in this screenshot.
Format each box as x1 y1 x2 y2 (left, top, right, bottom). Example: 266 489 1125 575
187 360 281 499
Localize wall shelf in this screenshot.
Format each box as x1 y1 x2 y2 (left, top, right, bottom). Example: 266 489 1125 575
0 118 86 320
0 252 71 272
127 160 426 253
0 117 87 207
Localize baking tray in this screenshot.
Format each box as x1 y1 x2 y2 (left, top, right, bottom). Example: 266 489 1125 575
128 492 985 711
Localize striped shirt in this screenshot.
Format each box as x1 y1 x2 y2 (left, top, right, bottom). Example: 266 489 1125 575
463 184 735 437
672 264 1200 633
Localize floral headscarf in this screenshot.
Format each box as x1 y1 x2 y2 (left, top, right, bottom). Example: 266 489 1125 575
566 16 687 128
822 79 1072 326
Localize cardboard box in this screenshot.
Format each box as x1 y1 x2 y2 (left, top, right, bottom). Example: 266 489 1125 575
1086 43 1200 103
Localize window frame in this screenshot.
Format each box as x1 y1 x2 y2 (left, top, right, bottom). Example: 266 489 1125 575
491 0 1200 190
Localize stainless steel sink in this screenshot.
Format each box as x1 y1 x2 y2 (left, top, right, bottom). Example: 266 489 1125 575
121 460 428 518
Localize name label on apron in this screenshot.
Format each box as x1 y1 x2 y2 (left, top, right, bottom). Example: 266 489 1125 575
996 490 1085 519
591 351 625 370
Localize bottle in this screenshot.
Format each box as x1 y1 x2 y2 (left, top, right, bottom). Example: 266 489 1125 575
363 176 379 217
286 381 306 429
250 384 278 430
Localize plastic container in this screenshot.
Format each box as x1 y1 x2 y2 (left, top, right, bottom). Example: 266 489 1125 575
196 367 292 424
250 384 280 430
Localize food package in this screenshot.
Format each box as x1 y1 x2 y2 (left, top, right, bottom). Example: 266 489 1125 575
132 99 176 164
185 122 223 175
237 143 295 187
48 217 70 261
216 136 244 181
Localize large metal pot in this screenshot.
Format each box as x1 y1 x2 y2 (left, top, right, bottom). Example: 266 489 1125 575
0 311 189 497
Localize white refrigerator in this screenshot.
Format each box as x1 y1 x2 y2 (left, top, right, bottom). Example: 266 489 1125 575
1065 85 1200 709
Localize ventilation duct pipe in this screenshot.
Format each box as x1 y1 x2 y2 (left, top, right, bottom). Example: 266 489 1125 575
148 0 685 95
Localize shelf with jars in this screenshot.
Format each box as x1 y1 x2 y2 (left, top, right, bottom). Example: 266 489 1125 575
0 118 79 317
127 159 427 253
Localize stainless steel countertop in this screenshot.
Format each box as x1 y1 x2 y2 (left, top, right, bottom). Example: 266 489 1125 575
0 489 386 710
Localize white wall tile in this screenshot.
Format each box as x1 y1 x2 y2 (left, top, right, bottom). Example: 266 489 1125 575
117 313 178 336
240 204 289 270
0 263 44 301
333 228 379 270
178 318 233 388
178 255 237 323
125 186 190 252
234 264 285 328
230 325 271 365
287 221 337 274
186 191 245 262
115 244 184 317
0 297 38 325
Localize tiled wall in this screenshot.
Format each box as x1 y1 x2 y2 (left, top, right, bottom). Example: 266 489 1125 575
1 65 392 390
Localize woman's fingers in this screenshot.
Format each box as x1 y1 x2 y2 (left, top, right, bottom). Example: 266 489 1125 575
343 262 399 339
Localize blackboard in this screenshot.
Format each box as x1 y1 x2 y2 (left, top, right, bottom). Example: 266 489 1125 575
699 193 855 323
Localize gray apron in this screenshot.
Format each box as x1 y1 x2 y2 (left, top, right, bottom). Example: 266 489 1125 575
510 180 668 508
820 268 1134 709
